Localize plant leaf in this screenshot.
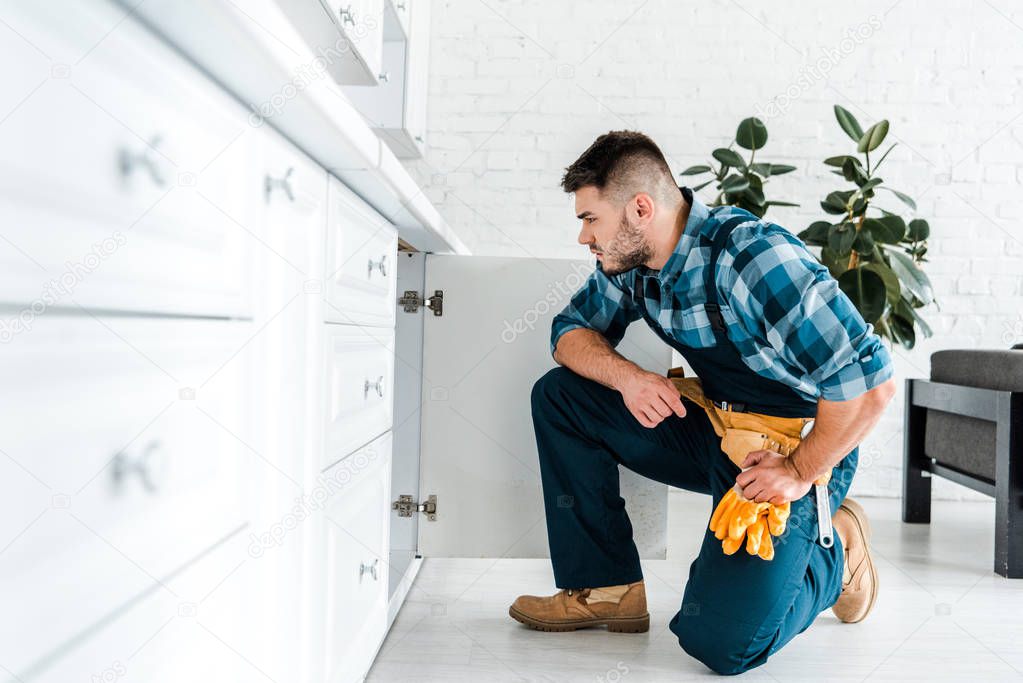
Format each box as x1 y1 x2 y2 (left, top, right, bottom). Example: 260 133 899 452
768 164 797 176
692 179 714 192
720 174 750 193
863 215 906 244
765 200 799 207
879 187 917 210
821 191 850 215
825 155 857 167
834 105 864 143
842 157 868 184
899 296 933 337
907 218 930 241
864 261 901 305
744 186 766 206
798 221 832 246
860 177 884 192
828 222 856 253
853 229 876 255
886 247 934 305
838 267 886 324
750 162 772 177
888 312 916 349
680 165 711 175
857 120 890 153
712 148 746 169
736 117 768 151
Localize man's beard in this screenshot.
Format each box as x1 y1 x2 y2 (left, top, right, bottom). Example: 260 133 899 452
599 211 654 276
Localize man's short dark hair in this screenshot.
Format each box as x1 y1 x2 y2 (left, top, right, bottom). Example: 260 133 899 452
560 130 679 206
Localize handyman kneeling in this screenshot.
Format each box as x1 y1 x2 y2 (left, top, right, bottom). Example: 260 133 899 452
510 131 895 676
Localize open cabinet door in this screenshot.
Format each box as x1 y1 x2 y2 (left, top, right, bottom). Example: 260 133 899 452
415 255 672 558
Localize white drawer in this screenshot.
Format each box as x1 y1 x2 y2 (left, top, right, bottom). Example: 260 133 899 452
28 529 251 683
324 323 395 468
0 315 256 676
325 177 398 328
0 1 259 318
324 432 391 683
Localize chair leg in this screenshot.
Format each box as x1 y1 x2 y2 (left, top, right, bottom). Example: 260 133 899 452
903 379 931 524
994 392 1022 578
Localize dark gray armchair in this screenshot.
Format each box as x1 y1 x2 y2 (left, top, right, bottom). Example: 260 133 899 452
903 344 1023 578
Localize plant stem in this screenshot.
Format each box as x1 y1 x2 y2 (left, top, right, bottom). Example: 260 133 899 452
847 212 866 270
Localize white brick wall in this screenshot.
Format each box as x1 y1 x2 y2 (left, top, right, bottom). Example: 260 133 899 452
410 0 1023 500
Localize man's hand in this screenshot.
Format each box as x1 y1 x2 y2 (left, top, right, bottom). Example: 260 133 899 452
618 370 686 428
735 450 813 505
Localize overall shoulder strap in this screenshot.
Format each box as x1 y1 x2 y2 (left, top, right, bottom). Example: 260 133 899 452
703 216 744 333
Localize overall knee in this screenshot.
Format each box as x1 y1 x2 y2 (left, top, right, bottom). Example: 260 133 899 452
530 366 573 414
672 608 757 676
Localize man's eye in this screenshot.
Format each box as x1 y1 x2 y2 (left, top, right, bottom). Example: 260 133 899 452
586 217 597 224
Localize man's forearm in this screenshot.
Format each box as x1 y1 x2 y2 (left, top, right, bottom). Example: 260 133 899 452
788 378 897 483
553 328 641 391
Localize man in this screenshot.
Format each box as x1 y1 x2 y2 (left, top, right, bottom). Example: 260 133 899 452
509 131 896 675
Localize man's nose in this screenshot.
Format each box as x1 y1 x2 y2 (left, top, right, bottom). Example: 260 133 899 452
577 225 591 245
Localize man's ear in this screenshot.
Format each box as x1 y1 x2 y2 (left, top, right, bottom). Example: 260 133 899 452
632 193 655 224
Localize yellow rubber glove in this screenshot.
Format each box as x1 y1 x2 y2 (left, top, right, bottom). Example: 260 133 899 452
708 487 788 559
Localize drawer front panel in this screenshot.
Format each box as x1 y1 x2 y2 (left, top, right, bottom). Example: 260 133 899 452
324 431 391 683
0 315 256 675
324 324 395 468
0 1 258 318
325 178 398 328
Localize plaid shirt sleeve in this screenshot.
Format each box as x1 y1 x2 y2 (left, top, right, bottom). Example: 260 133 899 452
722 227 895 402
550 262 643 356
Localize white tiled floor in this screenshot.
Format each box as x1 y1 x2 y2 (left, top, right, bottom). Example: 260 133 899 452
368 495 1023 681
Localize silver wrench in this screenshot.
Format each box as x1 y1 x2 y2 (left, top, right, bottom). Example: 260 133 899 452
800 419 834 548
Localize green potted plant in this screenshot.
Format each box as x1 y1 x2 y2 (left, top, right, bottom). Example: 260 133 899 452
798 105 936 349
680 117 798 218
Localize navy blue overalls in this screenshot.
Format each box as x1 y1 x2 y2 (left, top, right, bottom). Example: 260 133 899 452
530 197 859 675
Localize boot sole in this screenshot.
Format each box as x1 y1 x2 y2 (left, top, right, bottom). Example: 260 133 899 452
835 497 878 623
508 606 650 633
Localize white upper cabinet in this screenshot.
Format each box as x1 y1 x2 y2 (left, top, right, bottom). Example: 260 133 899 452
343 0 431 158
279 0 386 86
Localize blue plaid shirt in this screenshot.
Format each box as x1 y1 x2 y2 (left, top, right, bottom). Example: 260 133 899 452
551 193 894 403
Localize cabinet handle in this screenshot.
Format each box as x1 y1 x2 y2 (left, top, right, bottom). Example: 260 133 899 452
359 558 379 582
118 135 167 187
364 375 384 399
264 167 295 203
378 72 391 83
111 440 164 493
414 135 424 143
367 254 387 278
396 1 407 10
339 5 356 26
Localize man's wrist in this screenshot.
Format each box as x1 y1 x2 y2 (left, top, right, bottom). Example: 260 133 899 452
785 452 815 484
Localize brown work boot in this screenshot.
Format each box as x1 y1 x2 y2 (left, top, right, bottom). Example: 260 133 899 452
831 497 879 623
509 580 649 633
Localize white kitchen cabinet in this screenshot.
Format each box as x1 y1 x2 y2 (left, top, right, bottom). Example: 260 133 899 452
345 0 431 158
280 0 386 86
0 3 672 683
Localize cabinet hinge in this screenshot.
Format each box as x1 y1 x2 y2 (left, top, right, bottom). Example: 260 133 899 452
398 289 443 316
392 494 438 521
